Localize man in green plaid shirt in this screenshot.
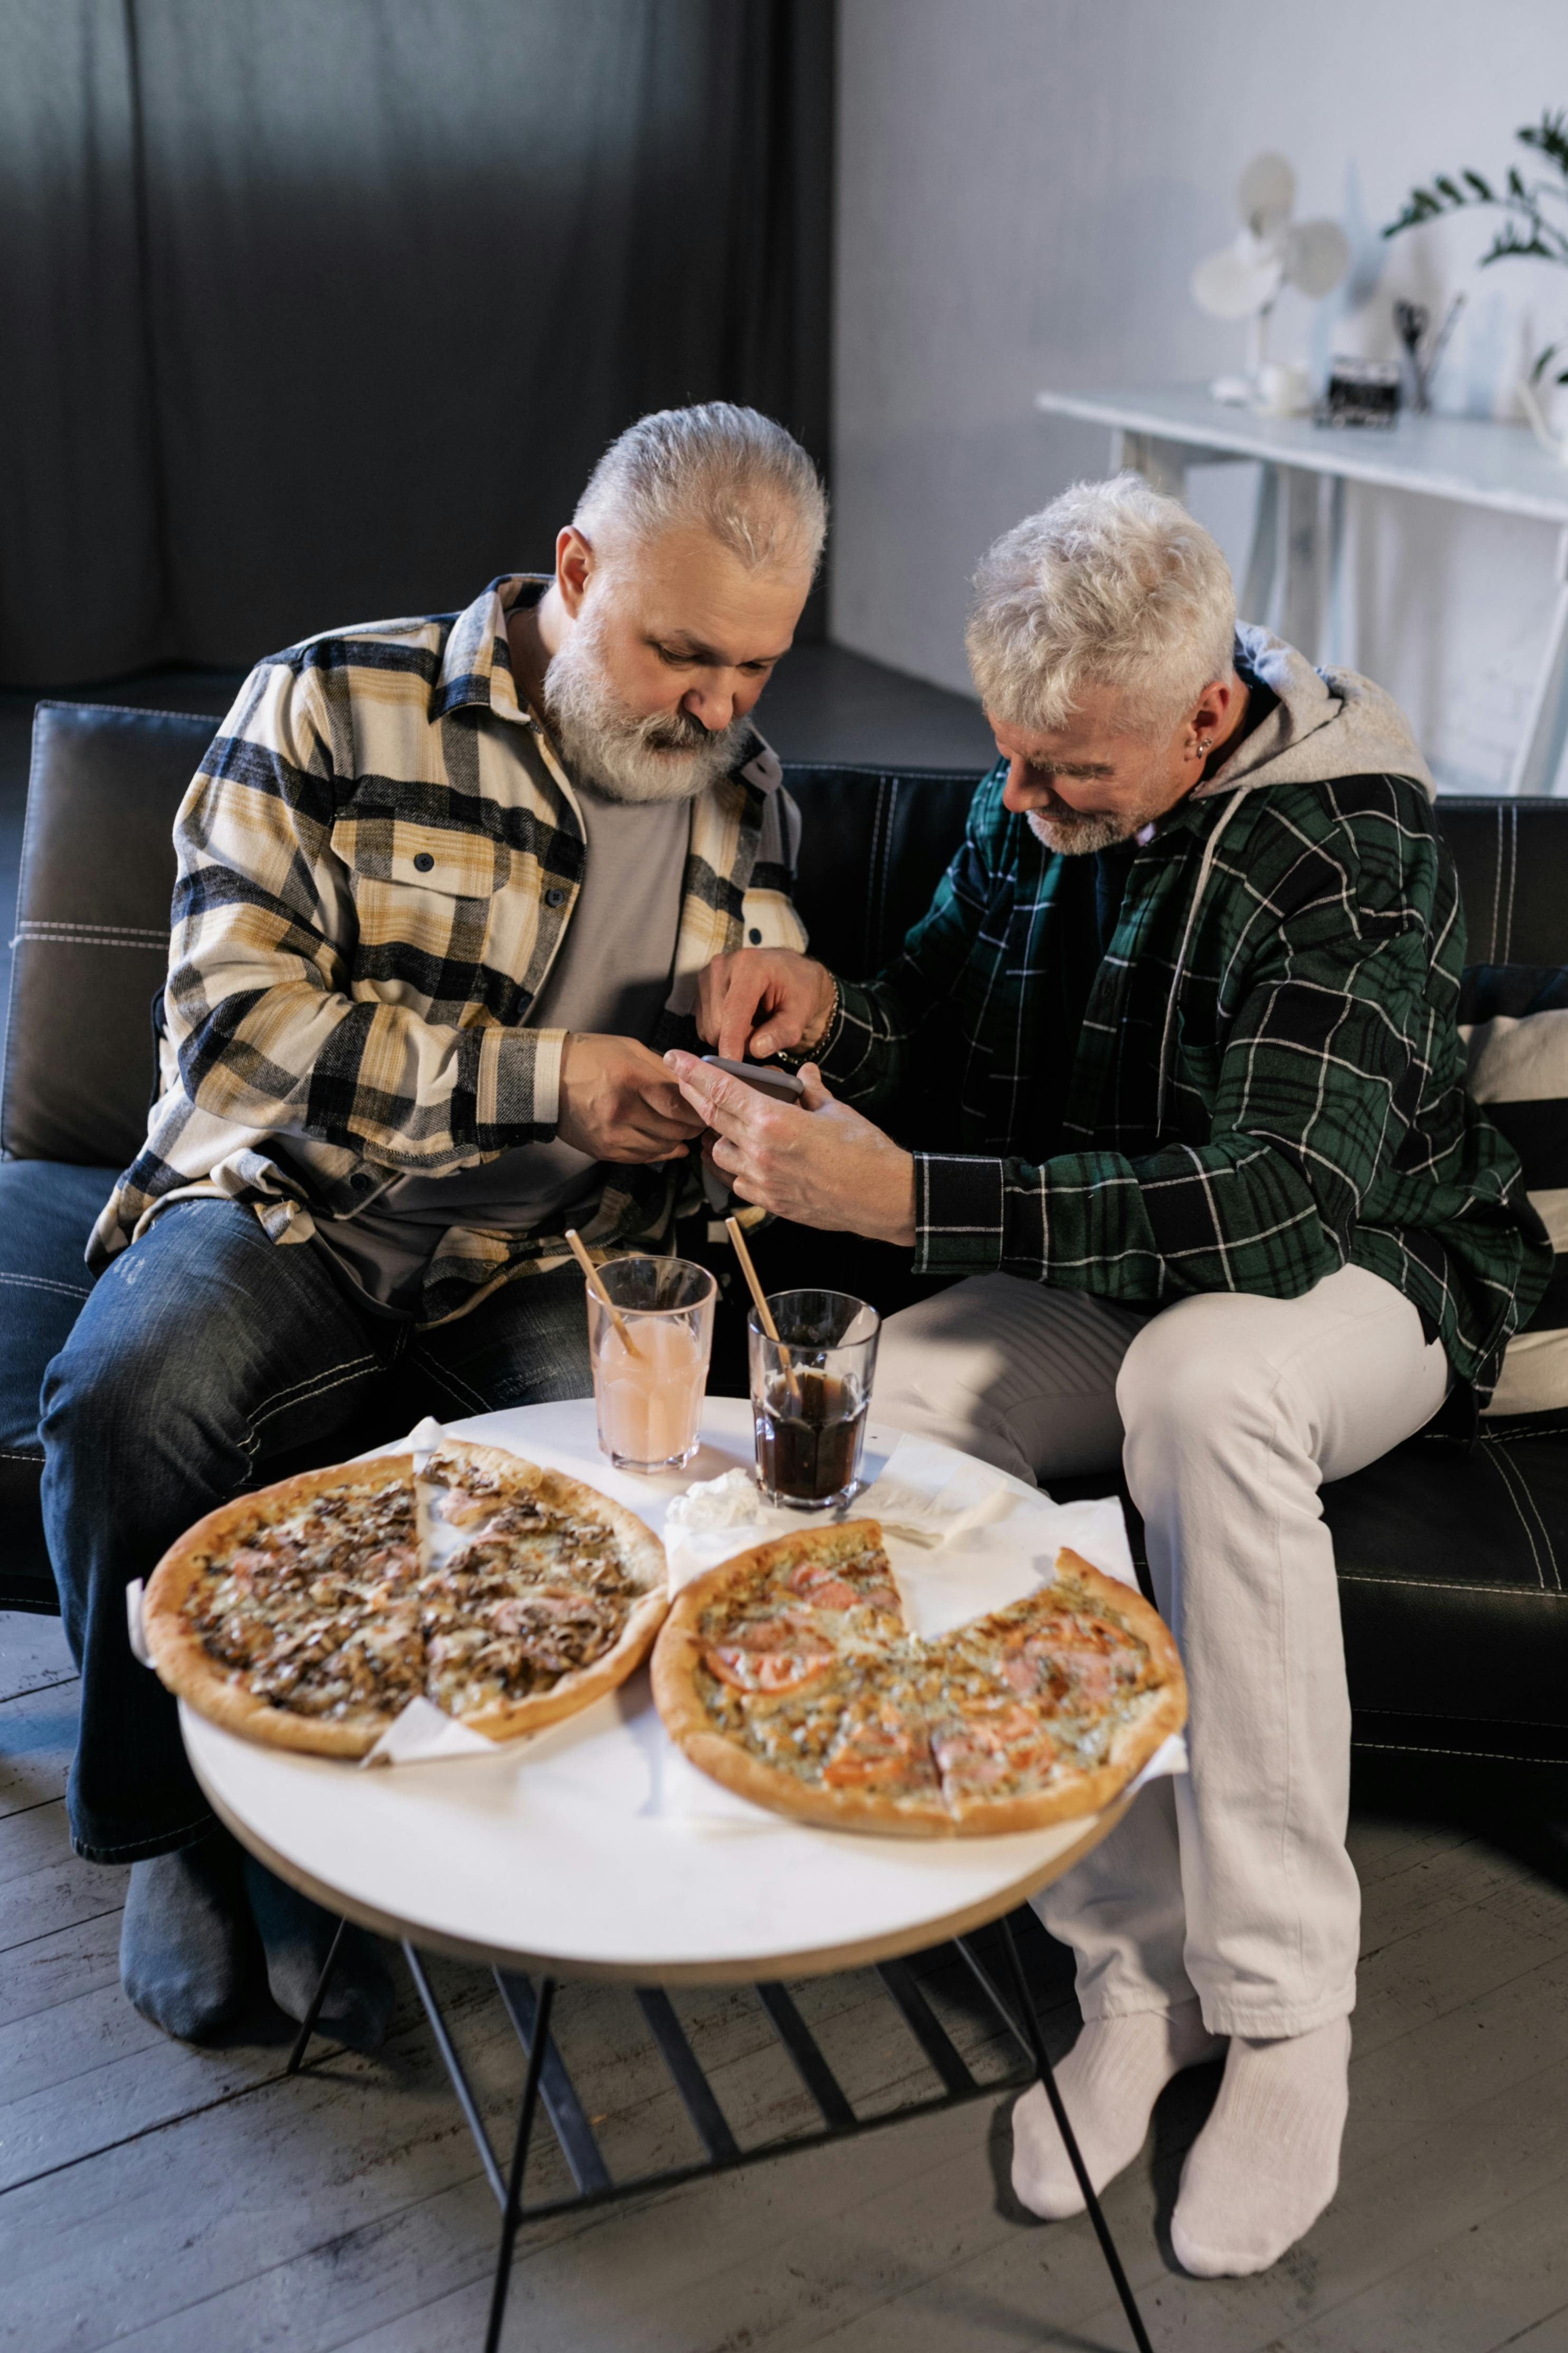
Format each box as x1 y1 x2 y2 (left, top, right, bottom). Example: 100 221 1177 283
672 477 1548 2281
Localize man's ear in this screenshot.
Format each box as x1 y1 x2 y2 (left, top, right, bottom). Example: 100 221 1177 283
1190 670 1242 745
556 526 594 617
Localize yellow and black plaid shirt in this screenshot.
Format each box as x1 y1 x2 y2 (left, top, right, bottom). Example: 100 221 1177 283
89 576 806 1321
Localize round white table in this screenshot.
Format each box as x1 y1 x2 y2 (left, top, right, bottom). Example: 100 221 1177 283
183 1395 1134 1985
180 1395 1155 2353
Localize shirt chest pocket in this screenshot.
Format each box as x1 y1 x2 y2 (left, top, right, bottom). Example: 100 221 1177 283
330 812 516 996
388 822 509 900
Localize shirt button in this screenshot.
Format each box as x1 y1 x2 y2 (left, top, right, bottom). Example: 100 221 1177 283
413 852 435 873
350 1172 374 1191
748 927 763 944
545 887 566 907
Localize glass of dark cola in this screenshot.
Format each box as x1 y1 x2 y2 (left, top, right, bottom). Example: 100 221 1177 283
748 1290 880 1510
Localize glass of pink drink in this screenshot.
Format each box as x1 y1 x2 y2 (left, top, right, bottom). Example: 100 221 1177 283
587 1256 717 1472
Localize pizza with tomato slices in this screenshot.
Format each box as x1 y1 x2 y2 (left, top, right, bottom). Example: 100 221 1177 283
650 1524 1185 1835
141 1440 667 1758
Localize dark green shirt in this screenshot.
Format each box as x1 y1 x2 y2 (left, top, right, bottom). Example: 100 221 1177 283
819 764 1549 1396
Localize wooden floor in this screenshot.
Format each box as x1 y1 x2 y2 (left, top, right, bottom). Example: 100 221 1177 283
6 1611 1568 2352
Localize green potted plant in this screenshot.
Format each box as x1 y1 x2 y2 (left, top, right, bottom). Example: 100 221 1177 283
1384 110 1568 457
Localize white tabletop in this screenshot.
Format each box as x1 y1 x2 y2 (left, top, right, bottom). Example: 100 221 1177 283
183 1397 1132 1986
1036 383 1568 526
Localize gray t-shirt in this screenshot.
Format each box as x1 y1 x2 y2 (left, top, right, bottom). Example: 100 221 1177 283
317 778 690 1312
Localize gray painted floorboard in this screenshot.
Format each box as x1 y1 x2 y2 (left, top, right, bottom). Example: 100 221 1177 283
4 1610 1567 2353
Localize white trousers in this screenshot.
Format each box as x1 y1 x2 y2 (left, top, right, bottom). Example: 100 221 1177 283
876 1264 1450 2037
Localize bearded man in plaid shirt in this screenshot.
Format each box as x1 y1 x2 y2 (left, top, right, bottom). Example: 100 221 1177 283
673 476 1549 2280
42 405 824 2048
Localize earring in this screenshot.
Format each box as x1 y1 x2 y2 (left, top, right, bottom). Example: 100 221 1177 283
1194 736 1212 756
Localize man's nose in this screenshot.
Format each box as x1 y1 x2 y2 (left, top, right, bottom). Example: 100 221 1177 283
1001 758 1051 811
682 682 737 732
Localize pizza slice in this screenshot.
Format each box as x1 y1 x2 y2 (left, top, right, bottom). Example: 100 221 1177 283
142 1458 424 1757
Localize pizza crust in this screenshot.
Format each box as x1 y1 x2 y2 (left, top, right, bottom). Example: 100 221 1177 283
143 1457 417 1760
652 1534 1186 1838
144 1441 667 1759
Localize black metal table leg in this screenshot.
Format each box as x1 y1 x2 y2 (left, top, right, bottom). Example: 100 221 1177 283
483 1975 556 2353
284 1916 348 2075
996 1915 1156 2353
394 1920 1159 2353
406 1945 508 2207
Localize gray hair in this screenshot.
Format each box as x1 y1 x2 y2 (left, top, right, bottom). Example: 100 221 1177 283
574 403 828 579
965 474 1237 737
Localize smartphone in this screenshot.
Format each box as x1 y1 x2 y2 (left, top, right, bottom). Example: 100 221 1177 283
700 1055 805 1103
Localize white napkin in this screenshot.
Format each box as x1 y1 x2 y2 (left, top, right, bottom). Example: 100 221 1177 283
360 1695 496 1768
407 1414 445 1472
127 1578 151 1666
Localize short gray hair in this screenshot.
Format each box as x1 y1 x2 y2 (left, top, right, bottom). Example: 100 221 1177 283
574 403 828 579
966 475 1237 736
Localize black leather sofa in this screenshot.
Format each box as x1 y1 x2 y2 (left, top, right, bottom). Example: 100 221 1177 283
5 701 1567 1787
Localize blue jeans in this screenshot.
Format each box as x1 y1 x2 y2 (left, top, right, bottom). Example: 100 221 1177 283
40 1200 591 1863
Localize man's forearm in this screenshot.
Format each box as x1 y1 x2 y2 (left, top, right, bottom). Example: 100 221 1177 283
172 972 559 1169
912 1135 1352 1303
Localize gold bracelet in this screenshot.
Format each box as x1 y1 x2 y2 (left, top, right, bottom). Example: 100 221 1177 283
776 974 840 1070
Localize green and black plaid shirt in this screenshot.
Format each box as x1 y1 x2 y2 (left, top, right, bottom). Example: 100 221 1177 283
818 763 1548 1395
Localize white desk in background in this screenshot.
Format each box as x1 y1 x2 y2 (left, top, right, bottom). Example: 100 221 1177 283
1035 384 1568 798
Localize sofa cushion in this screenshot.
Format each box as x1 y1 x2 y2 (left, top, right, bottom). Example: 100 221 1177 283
1440 799 1568 969
3 702 213 1168
0 1161 117 1610
1459 964 1568 1429
1326 1429 1568 1753
785 763 982 979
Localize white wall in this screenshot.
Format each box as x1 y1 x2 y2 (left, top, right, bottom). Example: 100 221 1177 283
832 0 1568 791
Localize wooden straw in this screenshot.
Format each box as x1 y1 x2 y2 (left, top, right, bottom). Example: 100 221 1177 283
724 1217 797 1397
723 1216 782 1346
564 1228 643 1359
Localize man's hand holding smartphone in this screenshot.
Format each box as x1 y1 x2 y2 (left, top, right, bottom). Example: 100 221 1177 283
556 1033 706 1163
664 1047 916 1244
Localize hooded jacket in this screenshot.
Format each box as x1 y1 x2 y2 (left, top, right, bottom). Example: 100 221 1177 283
818 628 1549 1398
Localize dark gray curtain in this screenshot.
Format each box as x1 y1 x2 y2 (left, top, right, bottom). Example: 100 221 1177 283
0 0 834 684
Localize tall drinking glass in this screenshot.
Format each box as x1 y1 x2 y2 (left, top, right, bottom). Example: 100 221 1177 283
587 1256 716 1472
748 1289 880 1510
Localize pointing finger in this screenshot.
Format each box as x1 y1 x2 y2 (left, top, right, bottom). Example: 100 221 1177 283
718 991 763 1062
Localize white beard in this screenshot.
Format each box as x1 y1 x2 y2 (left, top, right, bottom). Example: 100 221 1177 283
1025 807 1138 856
542 615 747 805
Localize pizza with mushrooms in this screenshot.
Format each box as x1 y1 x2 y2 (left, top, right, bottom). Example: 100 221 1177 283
141 1439 667 1757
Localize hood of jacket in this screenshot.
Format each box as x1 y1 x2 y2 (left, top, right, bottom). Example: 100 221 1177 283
1194 623 1436 805
1153 627 1434 1123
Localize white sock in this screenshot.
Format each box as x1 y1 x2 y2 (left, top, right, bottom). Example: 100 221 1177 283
1011 1999 1224 2220
1171 2015 1351 2277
